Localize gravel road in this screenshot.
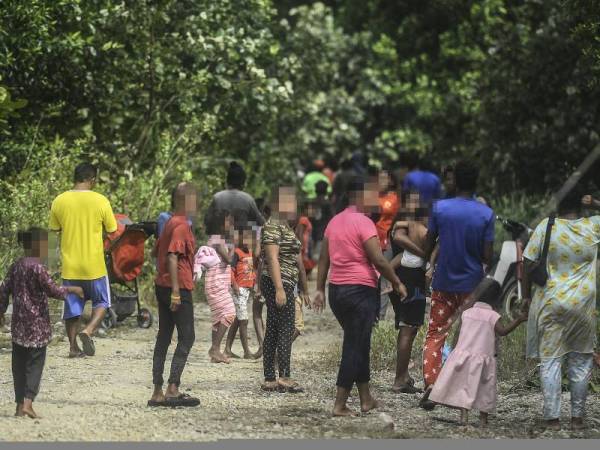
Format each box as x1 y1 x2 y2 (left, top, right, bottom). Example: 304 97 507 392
1 297 599 441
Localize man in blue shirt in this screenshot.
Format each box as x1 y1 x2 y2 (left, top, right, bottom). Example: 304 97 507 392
402 154 442 204
419 160 495 408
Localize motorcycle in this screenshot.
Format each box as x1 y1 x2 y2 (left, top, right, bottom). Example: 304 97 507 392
489 216 533 320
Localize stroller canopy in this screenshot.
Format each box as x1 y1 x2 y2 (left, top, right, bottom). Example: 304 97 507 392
104 214 154 282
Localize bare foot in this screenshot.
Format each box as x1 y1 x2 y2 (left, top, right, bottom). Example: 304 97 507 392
360 398 379 413
15 403 23 417
253 347 263 359
209 350 231 364
332 406 358 417
243 352 254 359
261 380 279 391
21 400 38 419
224 351 240 359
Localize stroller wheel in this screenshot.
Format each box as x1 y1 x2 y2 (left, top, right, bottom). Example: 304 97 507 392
137 308 153 329
101 308 118 330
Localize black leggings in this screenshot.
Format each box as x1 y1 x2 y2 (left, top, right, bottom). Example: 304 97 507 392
12 342 46 403
261 276 295 381
152 285 195 387
329 284 378 389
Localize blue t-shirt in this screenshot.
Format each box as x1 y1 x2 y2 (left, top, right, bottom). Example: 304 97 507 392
403 170 442 203
429 197 495 293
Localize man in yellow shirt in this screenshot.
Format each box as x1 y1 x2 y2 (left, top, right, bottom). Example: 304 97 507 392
49 163 118 358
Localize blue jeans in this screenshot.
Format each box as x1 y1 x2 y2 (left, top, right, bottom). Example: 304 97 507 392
540 352 594 419
329 284 378 389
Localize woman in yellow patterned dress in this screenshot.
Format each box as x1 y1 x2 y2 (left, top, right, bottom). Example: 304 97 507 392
523 191 600 431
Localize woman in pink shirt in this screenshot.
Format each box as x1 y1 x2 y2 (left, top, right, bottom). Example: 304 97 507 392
314 177 407 417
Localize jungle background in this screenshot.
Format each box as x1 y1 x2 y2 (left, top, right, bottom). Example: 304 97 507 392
1 0 600 381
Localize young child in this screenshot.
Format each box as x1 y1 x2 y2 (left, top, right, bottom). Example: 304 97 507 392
0 228 83 418
224 227 256 359
389 207 429 394
428 277 528 426
205 210 237 364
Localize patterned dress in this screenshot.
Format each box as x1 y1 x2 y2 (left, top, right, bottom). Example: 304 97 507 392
204 235 236 331
0 257 67 348
523 216 600 359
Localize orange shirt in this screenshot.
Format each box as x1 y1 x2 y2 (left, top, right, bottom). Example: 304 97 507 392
232 247 256 288
376 191 400 249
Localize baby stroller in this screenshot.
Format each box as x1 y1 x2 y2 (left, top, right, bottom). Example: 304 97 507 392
101 214 156 330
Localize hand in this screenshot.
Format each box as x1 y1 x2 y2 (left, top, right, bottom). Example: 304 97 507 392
425 267 434 288
313 290 326 313
440 313 459 335
170 290 181 312
70 286 85 299
275 287 287 308
300 292 312 309
232 284 240 296
391 276 408 300
582 194 592 206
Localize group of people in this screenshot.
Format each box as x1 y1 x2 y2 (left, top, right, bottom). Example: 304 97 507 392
0 156 599 432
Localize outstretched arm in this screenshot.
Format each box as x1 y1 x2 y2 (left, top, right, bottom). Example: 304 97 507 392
495 314 527 337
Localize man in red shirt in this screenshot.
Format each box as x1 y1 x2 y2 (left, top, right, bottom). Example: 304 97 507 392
148 183 199 407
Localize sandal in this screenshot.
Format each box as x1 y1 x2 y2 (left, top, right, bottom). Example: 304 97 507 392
419 388 436 411
68 351 86 359
78 332 96 356
147 399 167 407
392 384 423 394
164 393 200 407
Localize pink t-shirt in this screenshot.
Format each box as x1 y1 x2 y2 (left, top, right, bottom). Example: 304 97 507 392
324 207 379 287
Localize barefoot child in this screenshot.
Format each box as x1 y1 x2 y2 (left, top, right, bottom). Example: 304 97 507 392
205 210 237 364
389 207 430 394
0 228 84 418
224 227 257 359
428 277 528 426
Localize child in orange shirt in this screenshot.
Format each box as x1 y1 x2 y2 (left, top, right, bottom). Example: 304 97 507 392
224 227 257 359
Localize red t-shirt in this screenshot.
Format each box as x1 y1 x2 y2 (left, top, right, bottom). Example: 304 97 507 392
155 215 196 291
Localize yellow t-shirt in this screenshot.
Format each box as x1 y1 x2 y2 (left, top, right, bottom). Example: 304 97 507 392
49 190 118 280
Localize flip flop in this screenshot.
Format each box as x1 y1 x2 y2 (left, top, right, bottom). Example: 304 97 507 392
164 393 200 407
392 384 423 394
78 332 96 356
147 399 168 407
68 351 86 359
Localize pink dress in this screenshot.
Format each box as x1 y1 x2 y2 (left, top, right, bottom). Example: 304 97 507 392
429 302 500 413
204 235 236 331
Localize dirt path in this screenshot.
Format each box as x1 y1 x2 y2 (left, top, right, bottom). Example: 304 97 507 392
1 296 599 441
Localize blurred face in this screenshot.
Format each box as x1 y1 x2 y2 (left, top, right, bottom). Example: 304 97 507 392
25 236 48 260
274 187 297 221
377 170 392 192
242 229 254 247
351 181 380 213
405 192 421 212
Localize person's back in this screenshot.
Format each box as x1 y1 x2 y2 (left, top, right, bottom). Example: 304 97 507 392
430 197 494 293
50 190 116 280
454 304 498 357
403 170 441 204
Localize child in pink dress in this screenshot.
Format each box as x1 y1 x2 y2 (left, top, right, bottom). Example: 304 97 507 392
429 277 527 426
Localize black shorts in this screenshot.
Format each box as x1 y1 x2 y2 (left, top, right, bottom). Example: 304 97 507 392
389 266 426 328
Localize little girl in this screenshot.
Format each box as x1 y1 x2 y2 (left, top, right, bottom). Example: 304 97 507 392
428 277 527 426
204 210 237 364
0 228 83 418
